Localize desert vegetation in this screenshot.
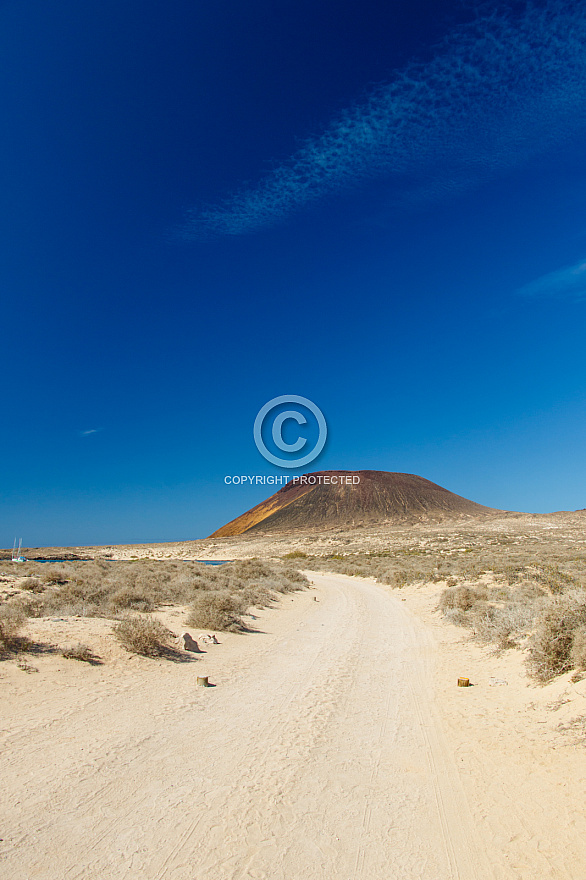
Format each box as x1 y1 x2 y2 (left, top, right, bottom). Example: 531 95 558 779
436 577 586 682
61 643 99 663
112 616 176 657
186 592 248 632
3 519 586 678
299 525 586 681
0 558 308 659
0 604 26 653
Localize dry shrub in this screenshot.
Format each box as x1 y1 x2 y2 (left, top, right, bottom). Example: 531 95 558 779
533 565 579 595
239 585 273 608
229 559 273 580
441 607 470 627
513 581 547 601
438 581 547 650
490 583 514 601
0 605 26 651
570 626 586 670
20 577 43 592
438 585 488 614
378 569 410 588
108 585 155 612
469 599 544 650
186 591 247 632
283 550 307 559
61 643 96 663
11 594 42 619
35 586 102 618
282 567 308 585
112 615 173 657
41 567 70 585
260 575 296 594
527 595 586 681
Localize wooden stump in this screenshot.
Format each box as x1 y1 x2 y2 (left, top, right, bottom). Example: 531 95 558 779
197 676 209 687
457 677 470 687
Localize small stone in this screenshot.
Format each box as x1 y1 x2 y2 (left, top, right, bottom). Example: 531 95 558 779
199 633 219 645
179 633 200 652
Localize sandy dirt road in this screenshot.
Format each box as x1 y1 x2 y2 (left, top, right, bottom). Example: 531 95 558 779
0 573 579 879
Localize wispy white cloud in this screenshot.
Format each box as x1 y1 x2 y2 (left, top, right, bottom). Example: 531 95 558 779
517 259 586 299
182 2 586 238
79 428 102 436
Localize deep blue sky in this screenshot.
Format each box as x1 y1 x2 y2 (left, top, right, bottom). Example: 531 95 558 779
2 0 586 546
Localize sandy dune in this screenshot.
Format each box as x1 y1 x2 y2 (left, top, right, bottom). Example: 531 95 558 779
1 572 585 879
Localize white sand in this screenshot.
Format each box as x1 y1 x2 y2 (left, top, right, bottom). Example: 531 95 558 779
1 572 585 879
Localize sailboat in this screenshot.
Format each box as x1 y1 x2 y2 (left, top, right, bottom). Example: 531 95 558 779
12 538 26 563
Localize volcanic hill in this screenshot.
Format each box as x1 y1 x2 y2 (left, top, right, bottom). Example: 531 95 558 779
210 470 498 537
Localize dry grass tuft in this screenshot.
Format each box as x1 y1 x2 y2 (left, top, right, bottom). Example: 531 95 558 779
558 715 586 744
61 643 99 663
16 657 38 673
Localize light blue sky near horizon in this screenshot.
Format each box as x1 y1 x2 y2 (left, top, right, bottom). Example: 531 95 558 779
1 0 586 547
